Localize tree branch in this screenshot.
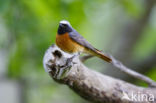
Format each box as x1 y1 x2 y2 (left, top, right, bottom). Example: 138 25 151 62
43 44 156 103
110 55 156 87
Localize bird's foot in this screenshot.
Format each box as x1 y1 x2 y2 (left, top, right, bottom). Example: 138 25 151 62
56 55 77 79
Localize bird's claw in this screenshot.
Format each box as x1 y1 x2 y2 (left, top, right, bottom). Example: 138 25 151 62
56 55 77 79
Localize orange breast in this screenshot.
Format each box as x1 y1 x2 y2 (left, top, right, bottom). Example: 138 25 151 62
56 33 84 53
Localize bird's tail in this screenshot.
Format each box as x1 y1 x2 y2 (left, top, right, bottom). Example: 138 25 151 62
86 49 112 63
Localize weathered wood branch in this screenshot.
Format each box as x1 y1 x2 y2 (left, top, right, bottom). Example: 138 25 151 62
110 55 156 87
43 45 156 103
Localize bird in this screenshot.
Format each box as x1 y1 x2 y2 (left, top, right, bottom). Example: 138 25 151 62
56 20 112 63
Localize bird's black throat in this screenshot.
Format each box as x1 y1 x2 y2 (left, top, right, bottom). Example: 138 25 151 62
57 24 72 34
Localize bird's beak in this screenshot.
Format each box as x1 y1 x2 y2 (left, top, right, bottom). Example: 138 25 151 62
59 23 62 27
59 23 64 28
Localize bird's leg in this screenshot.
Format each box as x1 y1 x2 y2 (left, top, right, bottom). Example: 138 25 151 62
66 52 80 65
57 53 80 79
57 52 81 79
72 52 81 58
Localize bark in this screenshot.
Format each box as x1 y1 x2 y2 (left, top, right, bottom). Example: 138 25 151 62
43 45 156 103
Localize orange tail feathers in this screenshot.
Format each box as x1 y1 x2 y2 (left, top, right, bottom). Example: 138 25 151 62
90 49 112 63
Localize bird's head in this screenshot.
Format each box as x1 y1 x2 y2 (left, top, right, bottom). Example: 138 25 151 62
58 20 73 34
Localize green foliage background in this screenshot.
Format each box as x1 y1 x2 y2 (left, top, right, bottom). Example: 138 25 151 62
0 0 156 103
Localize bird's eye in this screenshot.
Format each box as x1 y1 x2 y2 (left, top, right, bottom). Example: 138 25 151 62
62 24 67 27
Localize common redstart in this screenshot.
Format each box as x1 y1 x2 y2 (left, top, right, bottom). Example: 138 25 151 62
56 20 112 62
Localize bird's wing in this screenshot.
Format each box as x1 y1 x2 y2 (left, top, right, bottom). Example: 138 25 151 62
69 31 96 51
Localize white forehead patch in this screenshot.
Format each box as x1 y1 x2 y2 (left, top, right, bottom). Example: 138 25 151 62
60 20 71 26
